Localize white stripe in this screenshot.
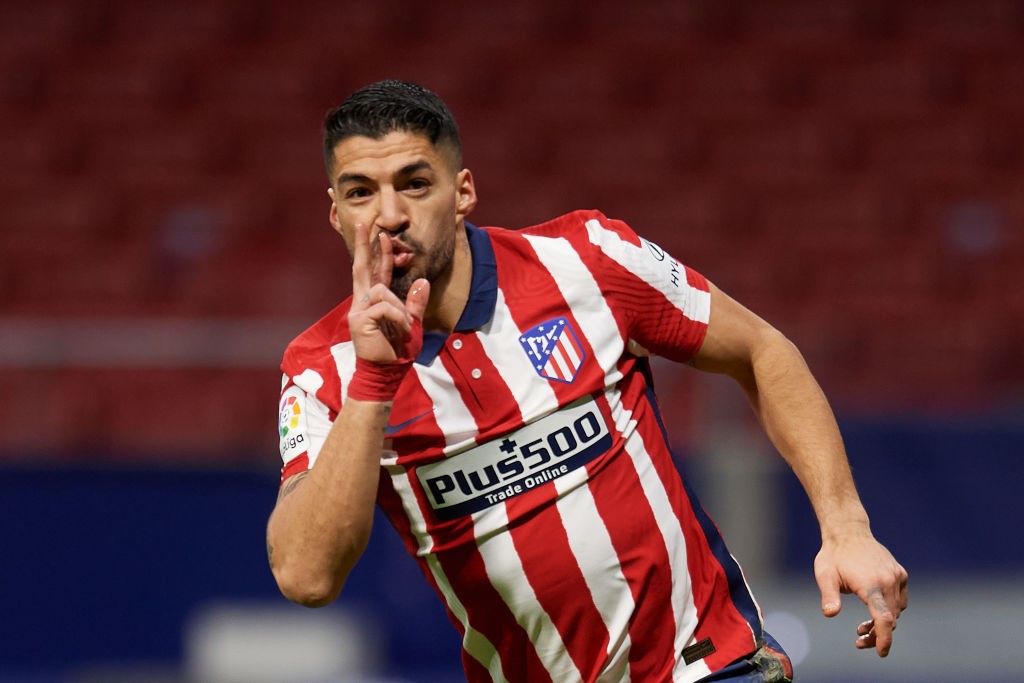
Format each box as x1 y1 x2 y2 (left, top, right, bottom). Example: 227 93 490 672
476 503 582 682
553 470 634 681
414 360 480 453
426 554 507 682
287 369 330 464
330 342 357 405
584 218 711 325
605 392 712 683
301 395 332 465
385 361 480 558
523 234 625 387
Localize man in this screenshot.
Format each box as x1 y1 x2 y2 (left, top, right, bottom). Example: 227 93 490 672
266 80 907 682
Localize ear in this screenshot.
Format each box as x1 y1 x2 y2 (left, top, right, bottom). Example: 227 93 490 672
455 169 478 219
327 187 355 254
327 188 343 234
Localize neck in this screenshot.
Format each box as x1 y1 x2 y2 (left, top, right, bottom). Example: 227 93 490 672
422 224 472 333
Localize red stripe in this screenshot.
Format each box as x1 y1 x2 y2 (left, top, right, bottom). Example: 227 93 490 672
686 553 758 672
552 336 576 379
435 538 554 682
508 499 611 681
588 390 679 680
562 325 585 365
379 375 467 549
544 350 566 381
595 459 679 679
379 458 553 681
460 653 492 682
279 452 309 483
622 371 758 670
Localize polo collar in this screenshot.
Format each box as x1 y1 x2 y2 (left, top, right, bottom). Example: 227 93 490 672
417 222 496 364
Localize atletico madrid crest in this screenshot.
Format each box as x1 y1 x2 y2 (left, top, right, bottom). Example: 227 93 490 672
519 317 586 384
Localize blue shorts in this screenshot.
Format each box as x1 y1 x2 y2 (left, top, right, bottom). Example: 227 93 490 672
695 632 794 682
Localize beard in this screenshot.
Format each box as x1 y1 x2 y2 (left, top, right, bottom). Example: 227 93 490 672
380 229 456 301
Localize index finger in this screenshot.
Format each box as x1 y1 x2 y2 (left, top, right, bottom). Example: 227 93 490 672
352 223 372 298
864 587 896 657
374 231 393 289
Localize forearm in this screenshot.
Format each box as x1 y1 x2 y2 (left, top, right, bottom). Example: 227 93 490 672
748 333 910 656
266 398 390 606
694 284 905 652
736 327 869 538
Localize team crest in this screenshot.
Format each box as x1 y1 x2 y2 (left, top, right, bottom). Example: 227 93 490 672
519 317 585 383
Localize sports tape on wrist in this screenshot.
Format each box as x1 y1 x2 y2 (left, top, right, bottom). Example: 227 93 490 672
347 356 412 402
346 317 423 402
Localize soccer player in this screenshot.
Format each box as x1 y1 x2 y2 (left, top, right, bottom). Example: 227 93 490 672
265 80 907 682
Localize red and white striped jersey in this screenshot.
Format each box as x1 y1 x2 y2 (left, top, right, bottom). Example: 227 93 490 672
278 210 765 682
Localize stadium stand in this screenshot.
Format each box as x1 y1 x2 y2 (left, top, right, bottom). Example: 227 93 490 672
0 0 1021 457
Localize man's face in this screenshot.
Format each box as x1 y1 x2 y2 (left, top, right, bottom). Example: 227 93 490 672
328 130 476 300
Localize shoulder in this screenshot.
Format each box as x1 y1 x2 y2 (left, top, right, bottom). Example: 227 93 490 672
281 297 354 379
482 209 642 251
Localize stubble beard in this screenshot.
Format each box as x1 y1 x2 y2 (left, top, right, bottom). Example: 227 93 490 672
386 231 456 302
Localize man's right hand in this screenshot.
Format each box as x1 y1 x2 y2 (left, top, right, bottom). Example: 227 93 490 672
268 223 430 606
348 223 429 363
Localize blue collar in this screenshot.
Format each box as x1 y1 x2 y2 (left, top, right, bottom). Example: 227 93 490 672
417 222 497 364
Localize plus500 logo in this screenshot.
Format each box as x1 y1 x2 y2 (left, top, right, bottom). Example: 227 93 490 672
416 400 612 520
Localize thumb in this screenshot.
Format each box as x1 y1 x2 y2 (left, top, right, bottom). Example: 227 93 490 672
820 578 843 618
405 278 430 322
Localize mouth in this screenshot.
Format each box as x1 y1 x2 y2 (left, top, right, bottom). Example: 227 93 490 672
387 237 416 269
392 250 414 268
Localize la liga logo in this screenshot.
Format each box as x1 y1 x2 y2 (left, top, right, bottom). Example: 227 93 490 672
280 395 302 438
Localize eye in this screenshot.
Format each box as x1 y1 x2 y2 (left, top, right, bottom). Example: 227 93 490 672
405 177 431 193
345 187 371 200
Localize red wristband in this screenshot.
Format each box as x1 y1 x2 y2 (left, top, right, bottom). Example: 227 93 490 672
347 357 412 402
346 317 423 402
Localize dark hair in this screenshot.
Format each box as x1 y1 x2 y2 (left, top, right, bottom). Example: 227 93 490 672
322 80 462 177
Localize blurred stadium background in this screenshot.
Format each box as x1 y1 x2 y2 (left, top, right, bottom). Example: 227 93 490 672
1 0 1022 681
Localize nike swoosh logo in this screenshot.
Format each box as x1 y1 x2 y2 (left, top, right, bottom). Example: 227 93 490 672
384 410 433 436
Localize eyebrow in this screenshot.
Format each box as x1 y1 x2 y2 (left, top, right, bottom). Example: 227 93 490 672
335 160 434 187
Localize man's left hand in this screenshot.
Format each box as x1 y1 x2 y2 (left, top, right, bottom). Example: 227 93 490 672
814 531 908 657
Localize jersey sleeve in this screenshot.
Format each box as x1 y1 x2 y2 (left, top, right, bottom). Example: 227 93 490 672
277 370 333 483
275 303 351 483
579 213 712 363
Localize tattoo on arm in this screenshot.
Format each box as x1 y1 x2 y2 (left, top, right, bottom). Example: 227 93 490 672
268 470 312 571
277 470 311 502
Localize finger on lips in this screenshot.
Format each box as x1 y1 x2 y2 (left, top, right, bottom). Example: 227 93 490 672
352 223 374 293
374 231 394 287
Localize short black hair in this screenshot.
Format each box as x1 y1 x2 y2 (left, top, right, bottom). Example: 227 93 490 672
322 80 462 177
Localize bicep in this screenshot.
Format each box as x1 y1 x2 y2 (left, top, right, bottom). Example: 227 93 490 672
692 281 780 379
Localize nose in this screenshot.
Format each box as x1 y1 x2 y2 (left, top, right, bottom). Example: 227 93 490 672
375 187 408 235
